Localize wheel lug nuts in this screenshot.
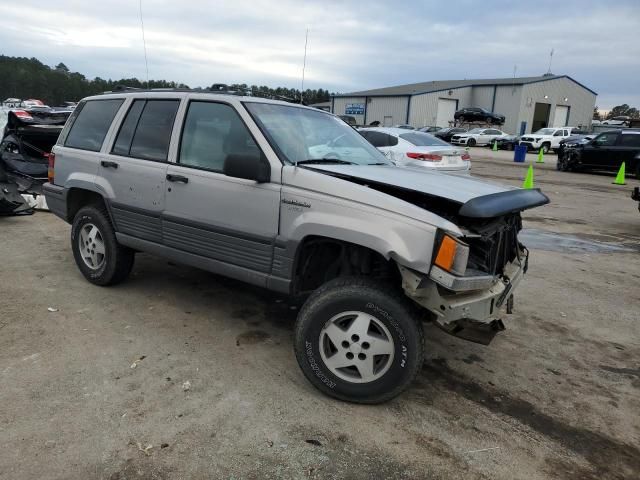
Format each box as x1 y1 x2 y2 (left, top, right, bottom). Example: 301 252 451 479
346 352 354 360
358 353 366 360
341 341 350 348
351 334 359 342
362 342 370 350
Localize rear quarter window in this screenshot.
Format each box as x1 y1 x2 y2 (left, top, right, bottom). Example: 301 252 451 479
64 99 124 152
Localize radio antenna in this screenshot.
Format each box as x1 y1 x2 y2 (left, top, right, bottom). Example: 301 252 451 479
547 48 554 75
139 0 150 88
300 28 309 104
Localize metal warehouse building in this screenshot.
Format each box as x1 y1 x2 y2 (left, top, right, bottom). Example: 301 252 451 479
331 75 597 135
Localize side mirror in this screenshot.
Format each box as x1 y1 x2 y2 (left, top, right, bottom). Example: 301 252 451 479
223 153 271 183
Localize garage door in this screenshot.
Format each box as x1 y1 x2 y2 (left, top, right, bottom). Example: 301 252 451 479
436 99 457 128
553 105 569 127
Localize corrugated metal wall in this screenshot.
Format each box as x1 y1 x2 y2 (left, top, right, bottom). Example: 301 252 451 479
494 85 523 134
332 96 366 125
366 96 410 126
470 86 494 110
333 77 596 134
409 87 472 127
519 78 596 133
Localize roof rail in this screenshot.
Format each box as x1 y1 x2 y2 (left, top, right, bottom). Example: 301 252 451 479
100 83 307 105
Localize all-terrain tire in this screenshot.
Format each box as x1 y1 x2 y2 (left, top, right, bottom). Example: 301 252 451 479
294 277 425 404
71 204 134 286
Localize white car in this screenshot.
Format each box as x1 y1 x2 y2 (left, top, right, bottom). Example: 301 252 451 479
360 127 470 171
519 127 584 153
450 128 507 147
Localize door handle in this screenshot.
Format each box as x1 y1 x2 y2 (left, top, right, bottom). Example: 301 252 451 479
101 160 118 169
166 174 189 183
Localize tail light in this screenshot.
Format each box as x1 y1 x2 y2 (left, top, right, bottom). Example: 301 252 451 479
461 153 471 161
46 152 55 183
13 109 33 120
406 152 442 161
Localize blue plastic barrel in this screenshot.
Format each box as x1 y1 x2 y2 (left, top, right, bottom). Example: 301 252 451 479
514 145 527 163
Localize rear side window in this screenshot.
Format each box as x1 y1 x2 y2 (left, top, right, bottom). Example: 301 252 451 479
112 99 179 161
620 134 640 147
64 99 123 152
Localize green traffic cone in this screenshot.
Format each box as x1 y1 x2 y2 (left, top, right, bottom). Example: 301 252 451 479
536 148 544 163
492 141 498 152
522 165 534 189
613 162 626 185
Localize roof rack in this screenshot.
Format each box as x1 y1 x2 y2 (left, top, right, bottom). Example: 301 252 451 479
102 84 306 104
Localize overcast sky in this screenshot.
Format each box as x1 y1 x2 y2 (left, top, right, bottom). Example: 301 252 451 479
0 0 638 109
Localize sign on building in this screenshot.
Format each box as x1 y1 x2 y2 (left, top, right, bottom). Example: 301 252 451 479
345 103 365 115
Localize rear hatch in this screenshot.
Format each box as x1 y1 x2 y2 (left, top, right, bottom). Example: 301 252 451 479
401 147 469 170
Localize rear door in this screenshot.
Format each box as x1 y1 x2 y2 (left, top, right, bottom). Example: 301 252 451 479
162 99 280 275
612 132 640 172
97 97 181 244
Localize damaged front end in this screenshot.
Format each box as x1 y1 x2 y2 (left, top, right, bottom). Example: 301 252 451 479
0 109 67 215
400 190 548 345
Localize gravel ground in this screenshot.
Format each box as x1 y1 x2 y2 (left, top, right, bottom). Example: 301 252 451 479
1 149 639 480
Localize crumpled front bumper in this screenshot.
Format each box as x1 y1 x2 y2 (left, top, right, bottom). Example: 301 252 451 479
400 255 527 344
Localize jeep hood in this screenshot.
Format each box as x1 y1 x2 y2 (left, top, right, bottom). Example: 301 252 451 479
303 164 549 218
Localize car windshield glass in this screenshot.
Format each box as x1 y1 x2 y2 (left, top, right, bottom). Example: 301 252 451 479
399 132 450 147
245 103 391 165
535 128 556 135
467 128 483 134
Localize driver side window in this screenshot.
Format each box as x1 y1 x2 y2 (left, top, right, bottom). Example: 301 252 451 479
179 101 260 172
594 133 618 147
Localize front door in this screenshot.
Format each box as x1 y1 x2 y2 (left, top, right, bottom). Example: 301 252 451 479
163 100 280 274
580 132 617 168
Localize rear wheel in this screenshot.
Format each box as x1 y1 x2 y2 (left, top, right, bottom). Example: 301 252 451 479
294 277 425 404
467 138 476 147
71 205 134 286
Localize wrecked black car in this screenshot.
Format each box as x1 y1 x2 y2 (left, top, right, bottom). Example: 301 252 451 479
0 107 70 215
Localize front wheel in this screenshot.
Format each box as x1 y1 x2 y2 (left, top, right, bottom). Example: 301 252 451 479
467 138 476 147
71 205 135 286
540 143 550 154
294 277 425 404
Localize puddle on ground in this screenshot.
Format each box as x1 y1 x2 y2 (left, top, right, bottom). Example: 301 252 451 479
519 228 637 253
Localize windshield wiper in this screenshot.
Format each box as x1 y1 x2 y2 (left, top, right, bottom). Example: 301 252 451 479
295 158 358 166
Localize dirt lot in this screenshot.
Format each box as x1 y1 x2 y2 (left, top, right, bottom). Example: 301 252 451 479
1 149 639 480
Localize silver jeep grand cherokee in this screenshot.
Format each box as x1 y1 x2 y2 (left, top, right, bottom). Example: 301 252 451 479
44 90 549 403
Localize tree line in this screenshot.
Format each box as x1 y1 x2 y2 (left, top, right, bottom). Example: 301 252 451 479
593 104 640 120
0 55 332 106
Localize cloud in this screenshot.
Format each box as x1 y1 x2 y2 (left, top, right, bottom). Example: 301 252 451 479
0 0 638 108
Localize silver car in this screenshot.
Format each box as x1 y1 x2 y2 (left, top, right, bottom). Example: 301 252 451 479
44 90 548 403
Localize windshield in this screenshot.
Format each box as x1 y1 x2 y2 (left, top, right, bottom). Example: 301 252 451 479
534 128 556 135
245 103 391 165
467 128 483 134
399 132 450 147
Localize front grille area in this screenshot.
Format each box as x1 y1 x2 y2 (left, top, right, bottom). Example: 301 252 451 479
521 137 535 142
464 214 522 276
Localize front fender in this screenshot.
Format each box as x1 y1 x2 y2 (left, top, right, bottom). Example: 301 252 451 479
280 191 439 275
